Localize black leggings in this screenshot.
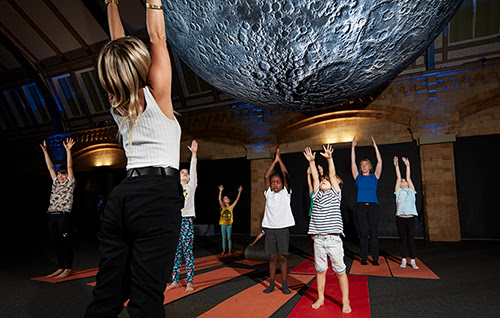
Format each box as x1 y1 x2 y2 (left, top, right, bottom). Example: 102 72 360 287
356 203 380 262
48 213 73 269
396 216 416 259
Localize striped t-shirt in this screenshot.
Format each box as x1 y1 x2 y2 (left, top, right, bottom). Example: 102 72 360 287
308 188 343 235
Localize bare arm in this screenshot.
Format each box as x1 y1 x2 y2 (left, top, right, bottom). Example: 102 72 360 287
351 137 359 180
402 157 415 191
146 0 174 120
249 231 264 246
306 167 313 194
63 138 75 182
394 156 401 192
106 1 125 40
276 152 290 192
264 153 279 190
303 147 319 192
320 144 339 194
231 186 243 209
218 185 225 210
40 140 56 180
372 136 383 179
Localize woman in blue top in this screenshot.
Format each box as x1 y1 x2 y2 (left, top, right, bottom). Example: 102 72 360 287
351 136 382 265
393 156 419 269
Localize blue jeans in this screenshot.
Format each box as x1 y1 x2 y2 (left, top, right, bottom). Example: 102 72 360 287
221 224 232 250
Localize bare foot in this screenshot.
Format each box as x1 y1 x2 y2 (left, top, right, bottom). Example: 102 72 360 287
165 282 180 291
342 302 352 314
55 269 72 279
185 283 194 292
220 250 226 255
228 249 232 254
46 269 64 277
311 298 324 309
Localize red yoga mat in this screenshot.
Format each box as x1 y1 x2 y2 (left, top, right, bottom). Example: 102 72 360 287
31 268 99 283
198 274 314 318
288 275 371 318
385 256 440 280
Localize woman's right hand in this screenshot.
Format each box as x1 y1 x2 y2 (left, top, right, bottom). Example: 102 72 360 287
352 136 357 148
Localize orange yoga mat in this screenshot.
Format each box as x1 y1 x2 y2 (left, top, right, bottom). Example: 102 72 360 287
386 256 440 280
233 259 267 266
348 256 392 277
31 268 99 283
288 275 371 318
198 274 314 318
161 266 254 305
290 256 335 275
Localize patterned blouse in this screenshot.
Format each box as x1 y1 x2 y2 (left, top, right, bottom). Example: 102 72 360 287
47 178 76 213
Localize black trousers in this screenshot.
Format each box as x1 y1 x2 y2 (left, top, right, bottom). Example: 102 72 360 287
396 216 417 259
48 213 73 269
356 203 380 261
85 174 183 318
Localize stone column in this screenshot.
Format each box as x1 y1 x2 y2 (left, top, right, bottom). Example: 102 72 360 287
250 158 272 236
419 142 461 241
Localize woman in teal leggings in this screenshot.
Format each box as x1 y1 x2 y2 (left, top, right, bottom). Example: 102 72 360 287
218 185 242 254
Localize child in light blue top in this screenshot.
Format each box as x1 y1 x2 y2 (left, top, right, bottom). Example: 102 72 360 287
394 156 419 269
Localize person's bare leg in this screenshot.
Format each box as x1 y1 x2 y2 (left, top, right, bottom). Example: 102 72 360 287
55 269 72 279
311 270 326 309
46 268 64 277
263 254 277 293
185 283 194 292
279 255 291 294
228 248 232 254
220 249 226 255
337 272 351 313
165 282 180 291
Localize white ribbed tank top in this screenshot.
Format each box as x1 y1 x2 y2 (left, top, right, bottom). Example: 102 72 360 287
111 86 181 170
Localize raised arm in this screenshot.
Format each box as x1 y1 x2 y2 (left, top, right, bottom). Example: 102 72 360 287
303 147 319 192
372 136 383 179
231 186 243 209
320 144 340 193
306 167 313 194
351 137 359 180
146 0 174 120
63 138 75 182
106 0 125 40
393 156 401 192
40 140 56 180
188 139 198 186
402 157 415 191
264 151 279 190
276 149 290 192
218 185 225 210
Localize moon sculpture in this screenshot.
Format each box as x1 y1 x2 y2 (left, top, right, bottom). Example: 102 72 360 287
162 0 463 110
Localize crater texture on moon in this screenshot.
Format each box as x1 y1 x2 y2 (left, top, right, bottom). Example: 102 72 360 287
163 0 462 109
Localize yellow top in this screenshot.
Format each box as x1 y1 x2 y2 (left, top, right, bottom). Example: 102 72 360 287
219 206 233 225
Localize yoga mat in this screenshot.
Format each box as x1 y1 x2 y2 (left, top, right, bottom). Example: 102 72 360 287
386 256 440 280
31 268 99 283
233 259 267 266
87 251 246 286
348 256 392 277
198 274 314 318
290 256 335 275
161 267 254 305
288 275 370 318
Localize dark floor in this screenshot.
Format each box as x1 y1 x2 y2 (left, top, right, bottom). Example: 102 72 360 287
1 233 499 318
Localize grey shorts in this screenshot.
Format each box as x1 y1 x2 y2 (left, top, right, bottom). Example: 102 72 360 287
264 228 289 256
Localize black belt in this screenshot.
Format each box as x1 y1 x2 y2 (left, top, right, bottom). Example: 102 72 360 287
126 166 179 179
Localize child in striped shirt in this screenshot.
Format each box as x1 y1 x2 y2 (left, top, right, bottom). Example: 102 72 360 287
303 145 351 313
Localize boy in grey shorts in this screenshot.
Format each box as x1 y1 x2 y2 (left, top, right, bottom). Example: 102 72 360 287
304 145 351 313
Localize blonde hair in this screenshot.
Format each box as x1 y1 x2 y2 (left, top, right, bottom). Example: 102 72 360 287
98 36 151 142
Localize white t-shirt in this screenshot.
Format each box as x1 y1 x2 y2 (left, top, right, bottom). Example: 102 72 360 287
261 187 295 229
